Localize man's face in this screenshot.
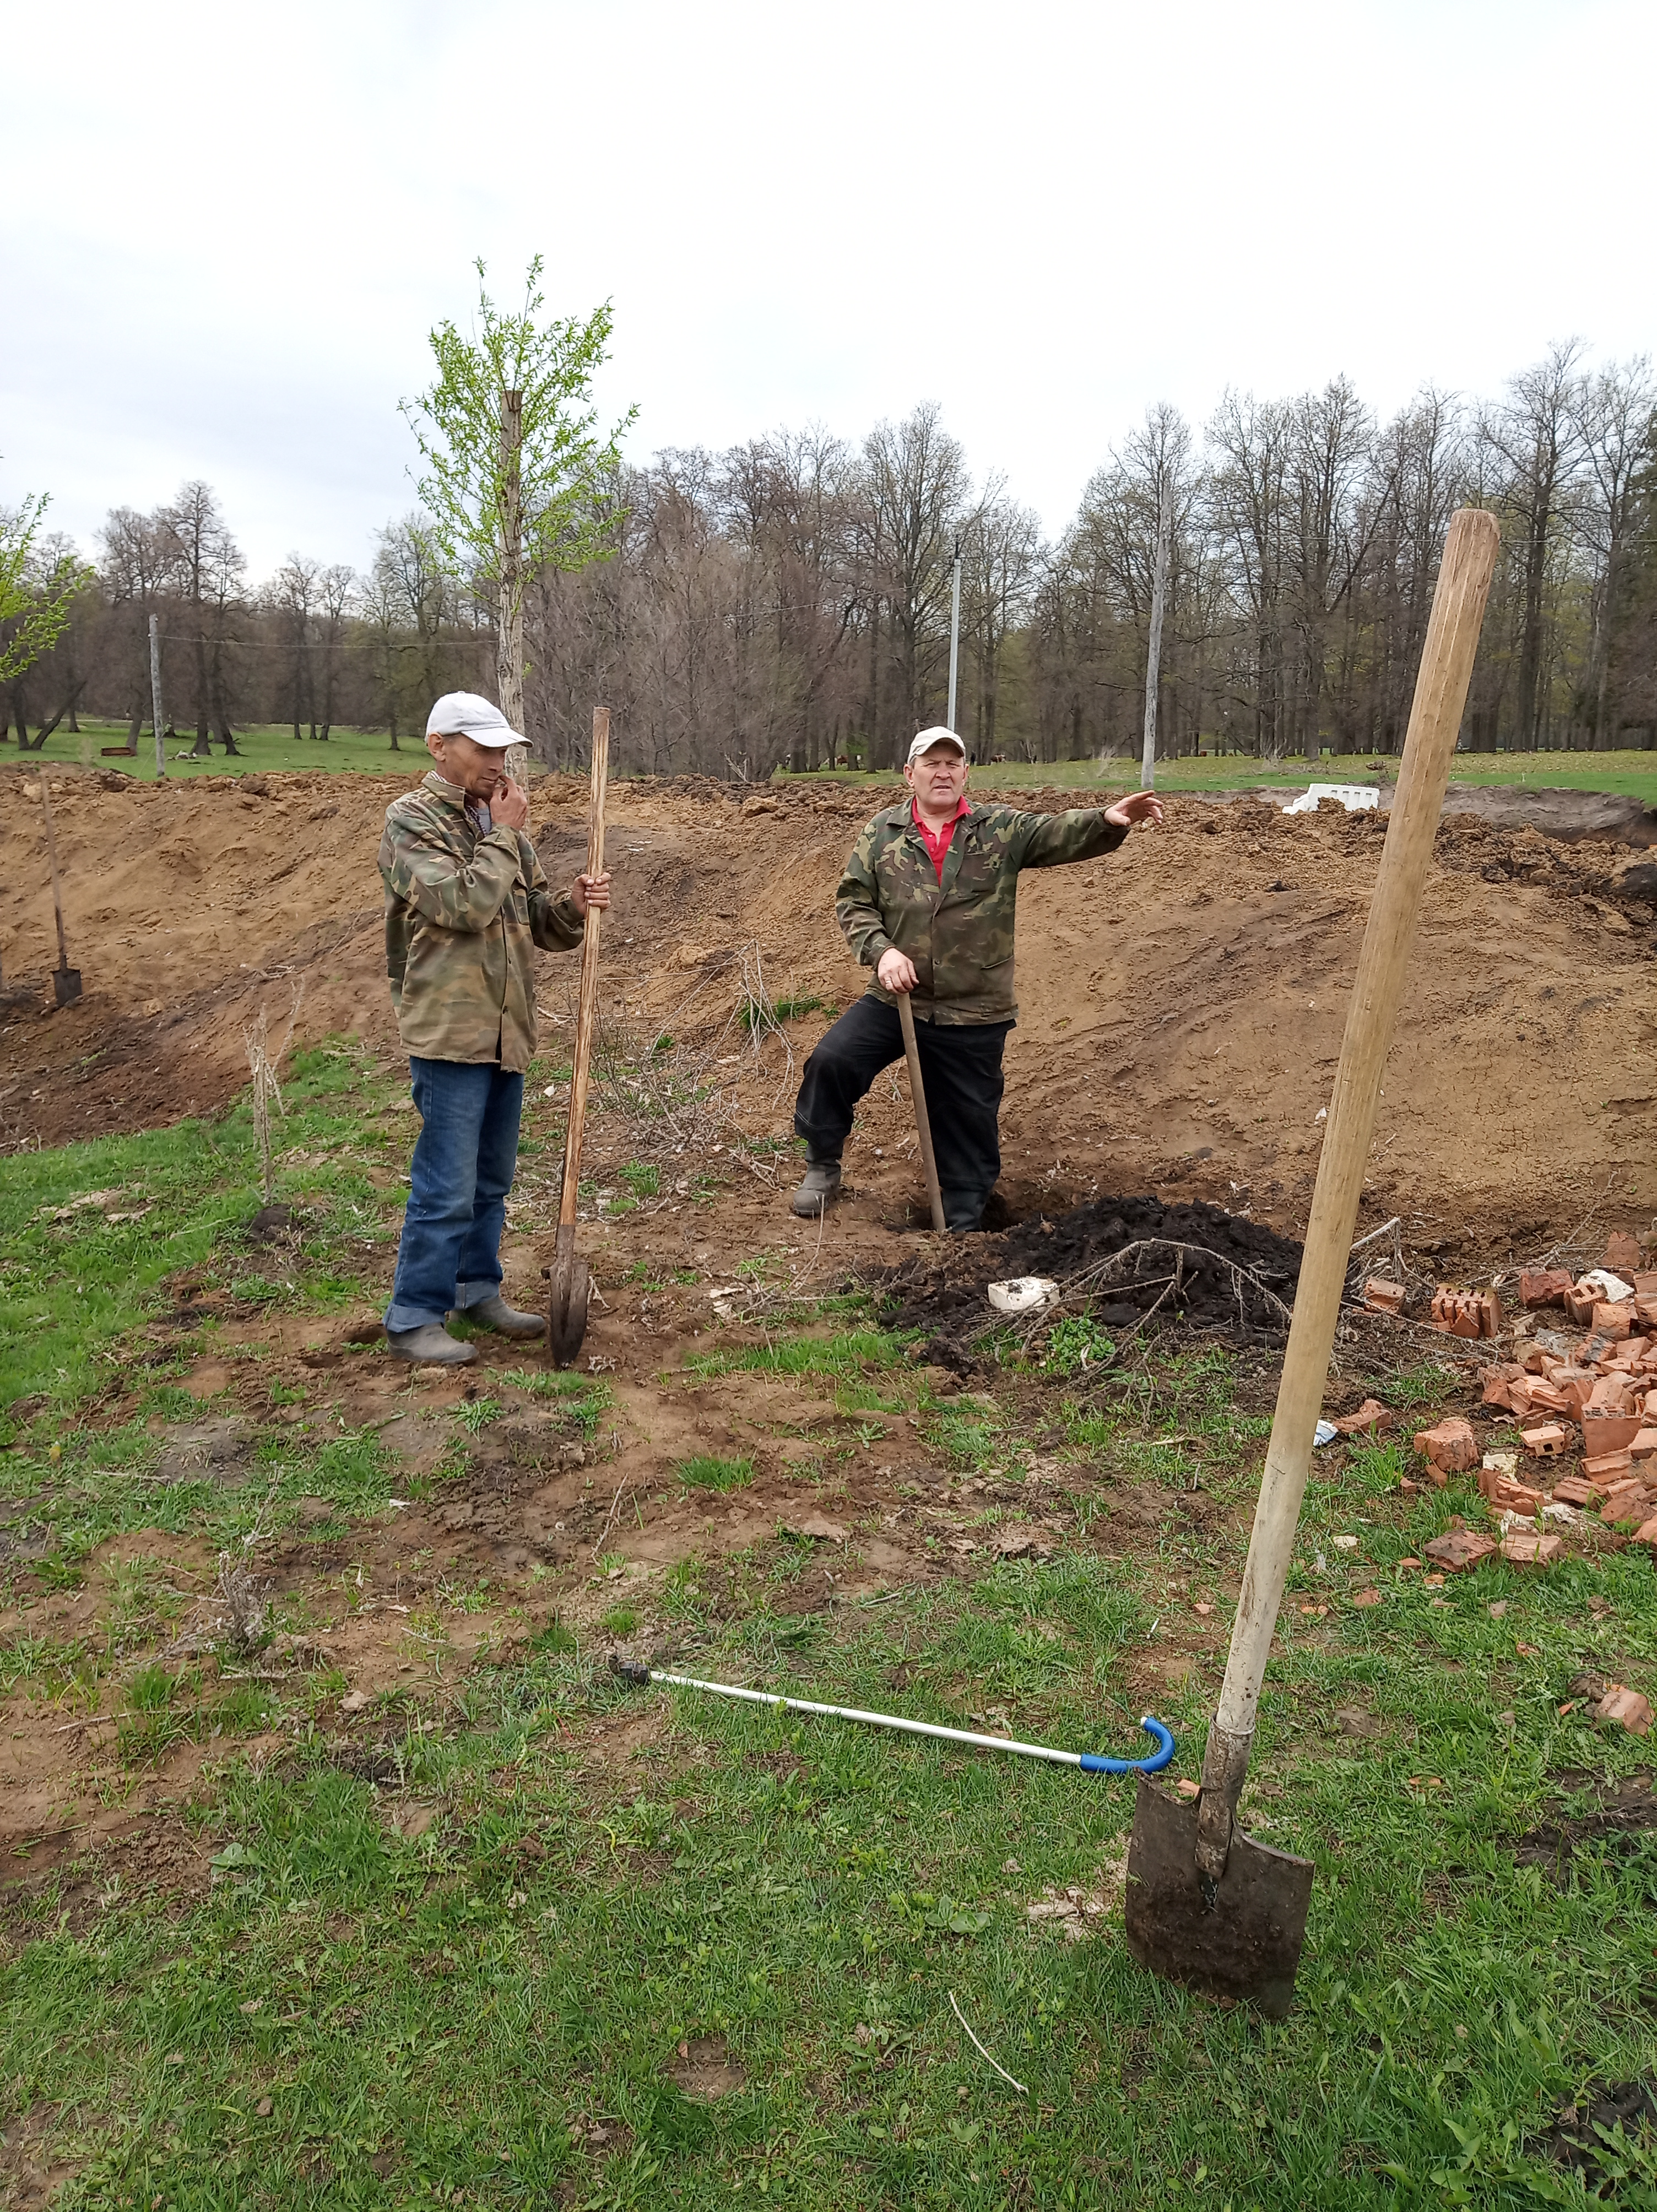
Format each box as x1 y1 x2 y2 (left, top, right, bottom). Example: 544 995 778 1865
426 730 510 797
904 742 968 811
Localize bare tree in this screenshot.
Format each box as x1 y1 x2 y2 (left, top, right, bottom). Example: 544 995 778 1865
1480 340 1587 750
161 482 246 755
863 404 975 763
1573 355 1656 746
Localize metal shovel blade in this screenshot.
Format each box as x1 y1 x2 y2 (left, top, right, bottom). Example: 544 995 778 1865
53 966 82 1007
1123 1777 1314 2018
546 1228 591 1369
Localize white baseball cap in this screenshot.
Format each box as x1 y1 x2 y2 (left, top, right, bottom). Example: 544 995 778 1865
907 726 967 765
425 691 524 748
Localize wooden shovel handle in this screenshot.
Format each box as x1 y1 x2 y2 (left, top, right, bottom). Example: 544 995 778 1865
556 707 609 1229
897 994 946 1233
1213 511 1499 1743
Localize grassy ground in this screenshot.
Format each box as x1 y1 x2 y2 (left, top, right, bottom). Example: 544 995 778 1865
7 720 1656 806
3 1060 1656 2207
3 719 414 783
782 753 1657 807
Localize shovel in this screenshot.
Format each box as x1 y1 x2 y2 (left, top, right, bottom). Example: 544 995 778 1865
545 706 610 1366
37 779 82 1007
896 993 946 1232
1123 508 1500 2016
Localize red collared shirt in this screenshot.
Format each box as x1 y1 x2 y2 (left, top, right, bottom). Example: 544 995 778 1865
912 796 970 881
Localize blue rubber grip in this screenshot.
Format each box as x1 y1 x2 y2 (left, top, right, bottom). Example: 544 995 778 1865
1079 1717 1175 1775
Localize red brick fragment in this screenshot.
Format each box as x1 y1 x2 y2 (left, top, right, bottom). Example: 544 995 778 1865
1582 1413 1644 1457
1552 1475 1604 1508
1636 1296 1657 1329
1593 1302 1635 1340
1332 1397 1390 1435
1632 1429 1657 1461
1520 1268 1574 1309
1630 1516 1657 1548
1424 1530 1497 1573
1593 1686 1652 1736
1584 1451 1634 1485
1482 1370 1518 1411
1487 1477 1546 1515
1501 1531 1562 1566
1520 1424 1569 1458
1586 1376 1636 1415
1362 1277 1406 1315
1599 1479 1649 1525
1564 1286 1600 1326
1515 1379 1571 1416
1604 1233 1645 1272
1414 1417 1477 1473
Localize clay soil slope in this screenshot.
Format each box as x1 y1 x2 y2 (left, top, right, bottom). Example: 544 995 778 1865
3 764 1654 1254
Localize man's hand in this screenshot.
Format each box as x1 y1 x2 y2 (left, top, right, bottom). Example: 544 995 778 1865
572 870 612 917
1103 790 1165 829
877 946 919 994
491 777 530 833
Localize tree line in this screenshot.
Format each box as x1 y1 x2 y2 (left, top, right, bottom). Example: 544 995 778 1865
3 339 1653 777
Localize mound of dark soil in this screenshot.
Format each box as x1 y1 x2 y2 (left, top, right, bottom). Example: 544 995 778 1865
879 1194 1303 1362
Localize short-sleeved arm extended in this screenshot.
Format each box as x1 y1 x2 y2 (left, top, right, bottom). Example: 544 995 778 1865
382 810 524 934
520 838 585 951
834 817 896 968
1010 807 1130 869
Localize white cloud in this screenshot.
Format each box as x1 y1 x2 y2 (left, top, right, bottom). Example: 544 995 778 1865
4 0 1651 576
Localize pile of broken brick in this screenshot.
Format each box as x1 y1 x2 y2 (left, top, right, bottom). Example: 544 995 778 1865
1350 1232 1656 1736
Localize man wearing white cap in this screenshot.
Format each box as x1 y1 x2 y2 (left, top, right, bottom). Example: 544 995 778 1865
377 691 612 1365
790 727 1161 1230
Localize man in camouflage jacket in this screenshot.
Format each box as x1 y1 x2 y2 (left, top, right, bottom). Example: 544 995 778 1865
378 691 611 1365
791 728 1162 1230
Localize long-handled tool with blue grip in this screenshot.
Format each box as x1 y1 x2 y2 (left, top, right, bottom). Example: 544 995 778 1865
610 1658 1173 1775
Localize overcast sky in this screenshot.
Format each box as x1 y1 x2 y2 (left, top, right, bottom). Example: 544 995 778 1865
6 0 1652 580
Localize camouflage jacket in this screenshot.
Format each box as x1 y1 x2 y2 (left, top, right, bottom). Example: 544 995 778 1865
378 772 584 1069
834 800 1128 1024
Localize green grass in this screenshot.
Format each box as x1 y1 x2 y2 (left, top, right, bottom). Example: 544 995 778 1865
6 1519 1656 2207
778 748 1657 806
5 1088 1657 2205
23 720 1654 803
0 1040 408 1435
676 1454 756 1493
10 717 423 783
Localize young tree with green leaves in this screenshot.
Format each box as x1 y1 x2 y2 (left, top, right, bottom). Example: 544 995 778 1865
401 258 635 765
1 478 89 686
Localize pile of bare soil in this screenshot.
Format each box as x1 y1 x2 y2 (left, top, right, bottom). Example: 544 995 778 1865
879 1193 1304 1360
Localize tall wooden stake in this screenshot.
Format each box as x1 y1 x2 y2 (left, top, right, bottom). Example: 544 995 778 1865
946 540 962 736
1140 483 1171 790
149 613 166 779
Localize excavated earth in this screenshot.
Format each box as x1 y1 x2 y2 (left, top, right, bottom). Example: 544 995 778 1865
3 761 1655 1254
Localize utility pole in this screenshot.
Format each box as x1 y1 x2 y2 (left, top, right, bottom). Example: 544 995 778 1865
149 614 166 780
1140 481 1172 790
946 538 962 736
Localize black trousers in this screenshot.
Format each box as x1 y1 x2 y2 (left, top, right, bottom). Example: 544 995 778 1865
793 993 1010 1230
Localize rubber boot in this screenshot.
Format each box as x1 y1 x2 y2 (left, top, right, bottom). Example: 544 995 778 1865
789 1159 843 1218
453 1293 545 1340
387 1323 478 1366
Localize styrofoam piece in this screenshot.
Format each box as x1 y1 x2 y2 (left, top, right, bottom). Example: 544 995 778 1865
988 1276 1059 1315
1313 1418 1339 1447
1281 783 1382 815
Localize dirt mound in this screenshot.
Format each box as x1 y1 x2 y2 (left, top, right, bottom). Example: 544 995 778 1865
3 767 1655 1259
880 1193 1304 1356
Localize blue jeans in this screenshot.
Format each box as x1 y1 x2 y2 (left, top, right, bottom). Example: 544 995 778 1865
384 1058 525 1332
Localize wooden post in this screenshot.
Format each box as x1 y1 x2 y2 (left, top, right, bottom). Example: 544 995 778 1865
498 386 529 788
946 539 962 736
149 614 166 779
1140 482 1172 790
1192 508 1500 1879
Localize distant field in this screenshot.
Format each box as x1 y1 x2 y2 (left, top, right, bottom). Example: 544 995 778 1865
784 750 1657 807
0 718 415 781
6 720 1655 807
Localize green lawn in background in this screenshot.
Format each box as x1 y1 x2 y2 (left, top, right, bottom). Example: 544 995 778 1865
2 718 414 783
782 751 1657 807
7 720 1656 805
